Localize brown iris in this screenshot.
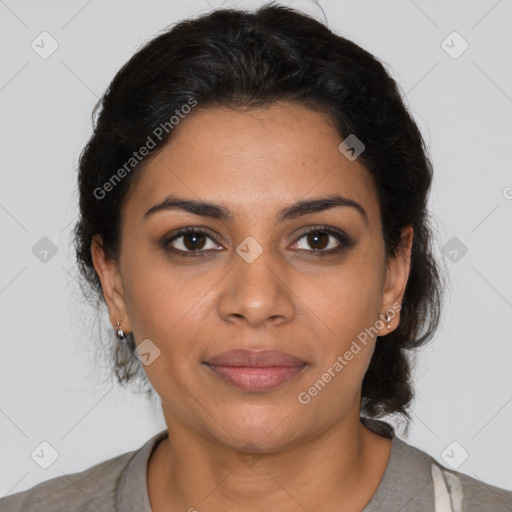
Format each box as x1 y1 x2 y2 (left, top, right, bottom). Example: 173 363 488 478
307 231 329 250
183 233 207 251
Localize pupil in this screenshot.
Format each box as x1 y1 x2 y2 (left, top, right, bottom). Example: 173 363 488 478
308 232 328 250
184 233 205 250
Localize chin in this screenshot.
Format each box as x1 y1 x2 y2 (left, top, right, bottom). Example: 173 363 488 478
205 406 307 452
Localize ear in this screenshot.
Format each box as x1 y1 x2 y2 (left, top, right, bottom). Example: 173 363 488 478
378 225 413 336
90 234 132 335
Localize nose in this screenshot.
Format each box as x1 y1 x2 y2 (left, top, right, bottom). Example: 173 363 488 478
217 246 295 328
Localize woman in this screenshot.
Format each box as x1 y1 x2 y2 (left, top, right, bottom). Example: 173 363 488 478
2 3 511 511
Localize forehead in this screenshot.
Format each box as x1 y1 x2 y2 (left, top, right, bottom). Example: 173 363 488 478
123 102 380 226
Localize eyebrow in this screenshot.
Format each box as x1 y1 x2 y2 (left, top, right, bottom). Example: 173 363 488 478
143 193 368 224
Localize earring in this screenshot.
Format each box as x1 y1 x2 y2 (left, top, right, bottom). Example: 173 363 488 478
116 321 126 341
384 313 392 329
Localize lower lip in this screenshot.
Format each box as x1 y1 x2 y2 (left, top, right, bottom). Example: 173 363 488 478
204 364 306 391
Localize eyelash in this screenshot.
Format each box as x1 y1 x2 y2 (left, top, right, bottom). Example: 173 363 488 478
161 225 352 258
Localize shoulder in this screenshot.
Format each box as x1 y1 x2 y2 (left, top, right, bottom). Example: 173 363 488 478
437 464 512 512
0 431 166 512
363 419 512 512
396 437 512 511
0 450 134 512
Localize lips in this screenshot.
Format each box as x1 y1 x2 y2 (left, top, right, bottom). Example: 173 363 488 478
205 348 305 368
204 349 307 391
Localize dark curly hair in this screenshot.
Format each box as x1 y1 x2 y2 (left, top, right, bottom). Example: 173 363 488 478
74 2 446 419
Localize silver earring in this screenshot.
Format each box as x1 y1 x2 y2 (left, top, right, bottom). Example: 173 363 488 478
384 313 392 329
116 321 126 341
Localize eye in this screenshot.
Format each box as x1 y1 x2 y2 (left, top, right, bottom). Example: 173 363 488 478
163 227 223 256
290 226 351 256
162 225 352 258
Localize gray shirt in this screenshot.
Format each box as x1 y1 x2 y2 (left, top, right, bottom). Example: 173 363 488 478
1 420 511 511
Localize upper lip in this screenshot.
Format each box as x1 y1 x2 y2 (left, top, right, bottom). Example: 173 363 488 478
204 349 306 368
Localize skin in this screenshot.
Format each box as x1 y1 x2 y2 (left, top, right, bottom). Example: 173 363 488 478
92 102 413 512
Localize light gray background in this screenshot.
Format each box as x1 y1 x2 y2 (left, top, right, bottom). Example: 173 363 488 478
1 0 511 498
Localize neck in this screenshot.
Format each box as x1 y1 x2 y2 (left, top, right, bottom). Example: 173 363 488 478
147 408 392 512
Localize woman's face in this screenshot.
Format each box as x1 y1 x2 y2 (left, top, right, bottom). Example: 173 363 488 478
93 102 412 451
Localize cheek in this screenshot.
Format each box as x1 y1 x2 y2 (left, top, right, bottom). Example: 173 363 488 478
295 255 384 394
121 260 212 396
303 256 383 341
298 280 380 410
120 245 208 345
